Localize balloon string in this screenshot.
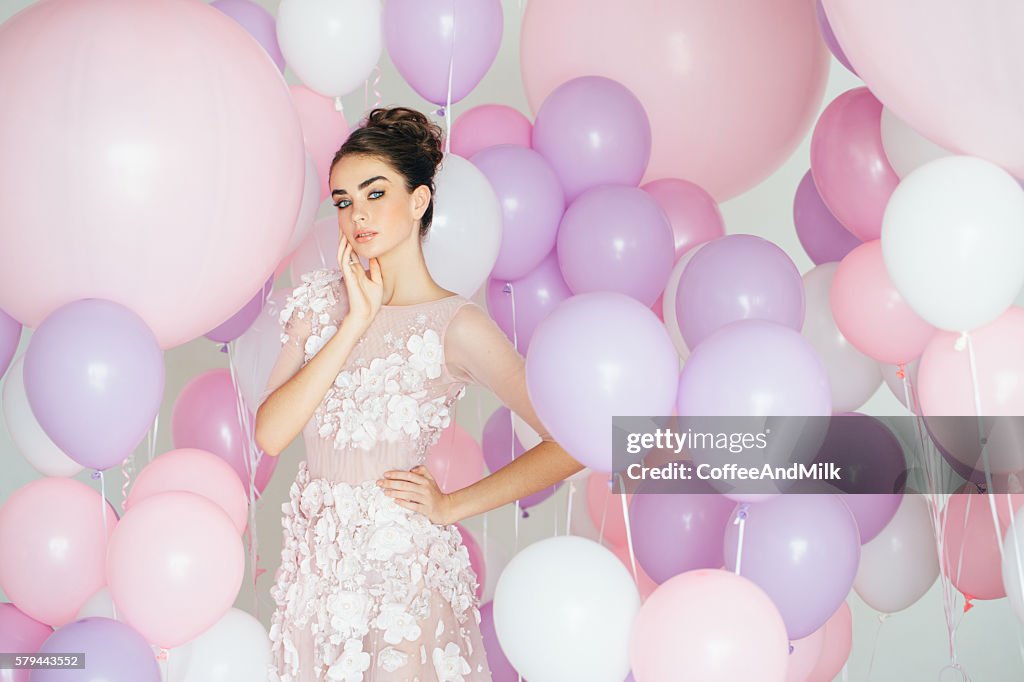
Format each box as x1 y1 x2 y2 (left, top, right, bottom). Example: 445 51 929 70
565 480 575 535
372 64 382 109
599 475 610 545
503 281 524 541
865 613 890 681
617 474 638 583
227 341 261 618
733 503 749 575
442 0 455 157
962 331 1004 558
148 412 160 465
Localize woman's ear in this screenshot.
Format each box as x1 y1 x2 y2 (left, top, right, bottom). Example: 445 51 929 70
411 185 431 219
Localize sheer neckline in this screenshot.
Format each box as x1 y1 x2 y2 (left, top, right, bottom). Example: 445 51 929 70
381 293 461 308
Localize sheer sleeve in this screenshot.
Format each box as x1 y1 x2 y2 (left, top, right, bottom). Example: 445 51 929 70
444 301 554 443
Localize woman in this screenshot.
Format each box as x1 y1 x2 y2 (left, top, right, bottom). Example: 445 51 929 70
254 106 584 682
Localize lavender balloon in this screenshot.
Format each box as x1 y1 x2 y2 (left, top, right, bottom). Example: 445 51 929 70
815 0 857 74
33 617 160 681
471 145 565 281
482 406 560 511
24 299 165 470
479 602 520 682
204 276 273 343
676 234 804 349
211 0 285 72
724 495 861 639
383 0 503 105
557 185 674 306
0 307 21 379
0 603 52 682
532 75 652 201
485 250 573 356
794 170 861 265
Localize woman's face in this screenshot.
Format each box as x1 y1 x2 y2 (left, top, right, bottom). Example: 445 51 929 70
328 154 427 261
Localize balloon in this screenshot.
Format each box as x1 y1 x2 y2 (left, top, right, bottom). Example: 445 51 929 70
629 569 789 682
484 250 572 357
171 368 278 497
106 491 245 648
1 355 83 477
276 0 381 97
813 0 855 74
793 169 860 266
479 602 519 682
661 245 706 361
0 478 117 627
810 87 899 242
822 0 1024 179
556 185 674 306
126 448 249 535
204 276 273 343
289 84 349 202
1003 506 1024 624
942 486 1024 600
482 406 561 509
426 422 486 494
521 0 828 201
0 602 52 682
641 179 725 261
451 104 532 160
286 153 321 254
723 495 861 638
881 155 1024 332
531 76 651 202
787 626 826 682
880 107 953 178
211 0 285 71
455 524 486 601
854 493 939 613
585 471 631 547
33 617 160 682
676 234 804 350
807 602 852 682
802 264 882 413
470 145 564 281
233 288 293 413
830 241 935 364
608 541 658 602
383 0 503 105
167 608 271 682
526 293 678 472
0 307 20 379
423 154 503 298
290 216 340 284
0 0 304 349
493 536 639 682
76 587 118 621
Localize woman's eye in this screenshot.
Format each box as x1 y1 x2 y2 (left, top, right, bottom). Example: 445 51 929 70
369 190 384 199
334 199 351 209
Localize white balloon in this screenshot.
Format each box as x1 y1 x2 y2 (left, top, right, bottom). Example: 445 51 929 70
1003 505 1024 625
854 493 939 613
661 243 707 362
276 0 382 98
1 354 83 477
493 536 639 682
284 153 321 255
234 288 292 412
879 357 921 410
167 608 272 682
77 587 119 620
801 263 882 412
423 154 502 298
880 107 954 178
881 155 1024 331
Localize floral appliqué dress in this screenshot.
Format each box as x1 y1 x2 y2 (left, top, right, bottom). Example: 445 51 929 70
257 268 552 682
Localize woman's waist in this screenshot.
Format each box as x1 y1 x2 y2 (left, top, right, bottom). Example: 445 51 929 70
302 447 424 486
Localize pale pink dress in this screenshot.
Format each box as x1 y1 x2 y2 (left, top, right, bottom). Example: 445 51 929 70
257 267 552 682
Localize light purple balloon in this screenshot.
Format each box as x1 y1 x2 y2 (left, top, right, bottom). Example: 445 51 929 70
24 299 165 471
485 250 573 357
211 0 285 72
815 0 857 75
676 234 805 349
383 0 503 105
33 617 161 682
0 602 52 682
557 185 674 307
479 602 520 682
793 170 861 265
629 477 735 583
0 307 21 379
526 293 678 472
676 320 832 416
532 75 652 202
204 276 273 343
724 495 861 639
482 406 561 511
471 145 565 281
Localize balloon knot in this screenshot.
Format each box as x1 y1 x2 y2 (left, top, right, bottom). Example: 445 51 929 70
734 503 750 523
434 107 446 117
896 363 906 380
220 343 229 353
521 509 530 519
502 282 513 295
155 647 169 661
91 470 101 480
954 333 968 352
963 594 975 613
334 96 344 113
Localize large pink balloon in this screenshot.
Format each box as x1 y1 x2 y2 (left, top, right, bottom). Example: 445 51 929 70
0 602 53 682
830 241 935 365
522 0 828 201
106 491 245 648
125 448 250 535
289 84 349 202
485 250 573 357
942 486 1024 600
629 569 789 682
451 104 532 160
426 423 486 494
810 88 900 242
641 179 725 261
0 478 117 627
822 0 1024 179
807 602 852 682
0 0 304 349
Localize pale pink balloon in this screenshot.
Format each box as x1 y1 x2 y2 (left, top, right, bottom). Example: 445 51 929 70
106 491 245 648
942 486 1024 601
289 84 349 201
609 541 657 602
641 178 725 260
807 602 852 682
0 0 304 349
586 471 631 547
455 524 485 600
811 88 900 242
787 626 826 682
125 448 250 535
426 423 486 493
451 104 532 159
521 0 828 201
0 478 117 627
830 240 935 364
629 569 789 681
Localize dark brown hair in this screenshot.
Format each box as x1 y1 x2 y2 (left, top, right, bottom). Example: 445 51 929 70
329 107 445 237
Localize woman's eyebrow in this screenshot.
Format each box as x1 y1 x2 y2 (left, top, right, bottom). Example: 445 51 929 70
331 176 390 197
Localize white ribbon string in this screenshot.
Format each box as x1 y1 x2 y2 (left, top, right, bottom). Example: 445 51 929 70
617 474 638 582
962 332 1004 558
227 341 261 618
442 0 455 157
733 503 749 575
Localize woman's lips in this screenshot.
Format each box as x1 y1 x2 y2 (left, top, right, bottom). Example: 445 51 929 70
354 231 377 243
